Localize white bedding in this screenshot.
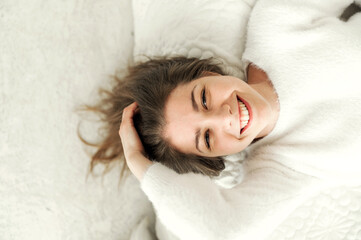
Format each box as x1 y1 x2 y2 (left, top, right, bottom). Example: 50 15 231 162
1 0 360 239
1 0 153 239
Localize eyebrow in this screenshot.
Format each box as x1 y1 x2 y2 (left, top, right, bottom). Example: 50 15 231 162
191 85 198 112
195 129 203 153
191 85 202 153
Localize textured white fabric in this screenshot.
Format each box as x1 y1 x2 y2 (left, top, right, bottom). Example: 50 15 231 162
0 1 155 239
212 152 247 189
139 0 361 239
132 0 257 80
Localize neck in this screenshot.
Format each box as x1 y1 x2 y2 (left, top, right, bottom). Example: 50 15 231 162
247 64 280 138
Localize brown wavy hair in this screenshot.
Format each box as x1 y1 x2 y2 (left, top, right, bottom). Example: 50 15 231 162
77 56 227 184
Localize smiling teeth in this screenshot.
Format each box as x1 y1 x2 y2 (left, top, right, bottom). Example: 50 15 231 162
238 100 249 129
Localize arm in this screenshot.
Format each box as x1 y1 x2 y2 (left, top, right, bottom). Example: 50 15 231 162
141 161 323 240
252 0 355 21
119 102 153 181
248 0 360 34
242 0 361 83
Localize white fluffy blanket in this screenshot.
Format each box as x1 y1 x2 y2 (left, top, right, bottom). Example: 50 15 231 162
1 0 154 239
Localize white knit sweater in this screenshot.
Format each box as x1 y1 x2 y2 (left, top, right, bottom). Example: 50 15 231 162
141 1 361 239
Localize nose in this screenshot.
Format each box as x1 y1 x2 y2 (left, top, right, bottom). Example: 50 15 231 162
204 104 238 136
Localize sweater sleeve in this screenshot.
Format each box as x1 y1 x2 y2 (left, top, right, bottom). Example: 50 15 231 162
141 161 323 240
251 0 355 22
247 0 360 35
242 0 361 89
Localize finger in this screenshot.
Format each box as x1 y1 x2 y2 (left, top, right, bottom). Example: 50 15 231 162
119 102 138 137
125 102 138 113
120 102 138 125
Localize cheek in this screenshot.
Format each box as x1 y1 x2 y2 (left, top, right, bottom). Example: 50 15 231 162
213 79 247 98
214 134 239 153
216 81 236 94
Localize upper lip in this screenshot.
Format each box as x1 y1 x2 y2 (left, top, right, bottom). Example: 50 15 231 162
236 95 250 134
236 96 242 132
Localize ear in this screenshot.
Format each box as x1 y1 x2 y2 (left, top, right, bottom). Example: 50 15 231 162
201 71 221 77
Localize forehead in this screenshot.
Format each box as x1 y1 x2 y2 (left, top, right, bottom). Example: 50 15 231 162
163 79 199 154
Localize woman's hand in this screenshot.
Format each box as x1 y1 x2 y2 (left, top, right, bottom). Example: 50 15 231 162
119 102 153 181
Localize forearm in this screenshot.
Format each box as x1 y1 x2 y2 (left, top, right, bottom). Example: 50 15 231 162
127 153 153 181
141 162 323 240
141 163 236 240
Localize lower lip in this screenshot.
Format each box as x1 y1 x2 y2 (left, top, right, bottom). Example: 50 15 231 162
238 97 253 135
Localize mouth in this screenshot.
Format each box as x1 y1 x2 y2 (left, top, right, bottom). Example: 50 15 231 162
237 97 252 135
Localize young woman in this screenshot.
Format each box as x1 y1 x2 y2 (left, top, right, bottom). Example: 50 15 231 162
81 0 361 239
118 58 280 181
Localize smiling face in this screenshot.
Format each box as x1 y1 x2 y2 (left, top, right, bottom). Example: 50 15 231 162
163 72 275 157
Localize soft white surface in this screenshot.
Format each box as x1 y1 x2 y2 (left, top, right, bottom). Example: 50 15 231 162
0 0 154 239
133 0 256 80
269 187 361 239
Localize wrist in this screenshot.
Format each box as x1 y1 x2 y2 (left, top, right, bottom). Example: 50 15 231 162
126 152 154 181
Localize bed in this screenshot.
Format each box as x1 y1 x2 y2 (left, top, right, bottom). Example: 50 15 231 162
1 0 360 239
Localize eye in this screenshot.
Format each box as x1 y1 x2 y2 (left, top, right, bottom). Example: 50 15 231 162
205 130 211 150
201 87 208 110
